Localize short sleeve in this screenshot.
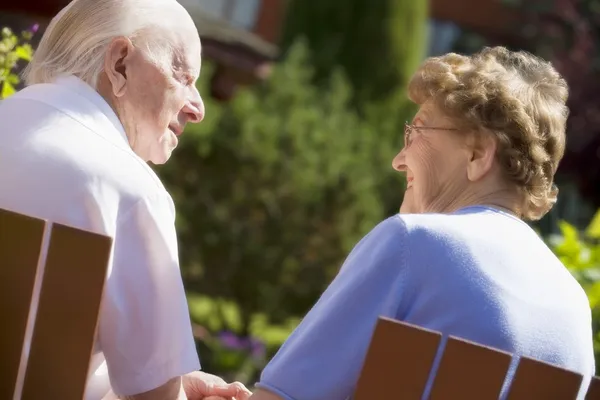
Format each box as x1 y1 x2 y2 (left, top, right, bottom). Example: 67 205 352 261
256 216 409 400
98 194 200 396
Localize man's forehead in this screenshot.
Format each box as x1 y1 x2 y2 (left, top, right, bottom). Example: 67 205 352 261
160 4 201 62
173 41 201 74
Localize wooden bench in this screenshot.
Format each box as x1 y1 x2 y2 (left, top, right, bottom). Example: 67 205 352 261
356 317 600 399
0 208 112 400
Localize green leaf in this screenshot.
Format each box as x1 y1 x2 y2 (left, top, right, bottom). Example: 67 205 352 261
586 209 600 239
14 45 32 62
559 220 579 241
587 281 600 309
6 73 19 85
1 81 15 98
1 27 12 39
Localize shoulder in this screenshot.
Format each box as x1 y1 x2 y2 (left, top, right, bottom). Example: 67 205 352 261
1 86 167 196
351 215 408 259
389 212 496 265
0 93 172 232
351 213 470 257
398 211 486 244
337 215 410 278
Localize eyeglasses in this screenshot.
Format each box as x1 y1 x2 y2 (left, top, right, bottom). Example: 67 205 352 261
404 122 458 148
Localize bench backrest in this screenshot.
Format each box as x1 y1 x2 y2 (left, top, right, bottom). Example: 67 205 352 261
0 208 112 400
355 317 600 400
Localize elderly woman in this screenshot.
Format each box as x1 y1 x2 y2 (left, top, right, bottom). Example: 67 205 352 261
249 46 595 400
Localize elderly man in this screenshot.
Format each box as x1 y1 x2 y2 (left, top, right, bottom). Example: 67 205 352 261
0 0 251 399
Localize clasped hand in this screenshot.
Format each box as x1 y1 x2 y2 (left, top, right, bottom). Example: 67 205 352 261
182 371 252 400
102 371 252 400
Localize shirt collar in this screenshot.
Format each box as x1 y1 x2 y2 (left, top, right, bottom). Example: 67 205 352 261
53 75 130 149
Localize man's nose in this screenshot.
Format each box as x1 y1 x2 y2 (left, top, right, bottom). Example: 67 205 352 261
183 91 205 123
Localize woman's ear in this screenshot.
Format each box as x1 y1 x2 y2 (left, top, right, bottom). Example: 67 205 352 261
466 132 497 182
103 37 134 98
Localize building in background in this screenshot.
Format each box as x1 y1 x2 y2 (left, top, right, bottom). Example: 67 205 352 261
427 0 523 56
0 0 287 101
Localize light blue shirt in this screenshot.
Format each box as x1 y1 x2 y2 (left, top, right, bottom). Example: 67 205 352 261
257 206 595 400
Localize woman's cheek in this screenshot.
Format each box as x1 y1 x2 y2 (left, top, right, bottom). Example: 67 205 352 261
414 143 440 200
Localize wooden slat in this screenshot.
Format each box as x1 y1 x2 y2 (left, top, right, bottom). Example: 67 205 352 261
21 223 112 400
506 356 584 400
354 317 442 400
586 376 600 400
0 208 47 400
429 335 512 399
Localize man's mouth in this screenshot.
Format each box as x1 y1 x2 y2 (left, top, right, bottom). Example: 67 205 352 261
169 124 183 136
407 176 414 189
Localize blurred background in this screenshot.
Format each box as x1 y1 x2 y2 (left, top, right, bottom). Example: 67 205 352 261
1 0 600 387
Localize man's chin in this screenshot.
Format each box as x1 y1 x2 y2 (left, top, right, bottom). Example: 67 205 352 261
148 148 175 165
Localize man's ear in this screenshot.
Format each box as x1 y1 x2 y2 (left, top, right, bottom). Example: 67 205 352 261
103 37 134 98
466 131 497 182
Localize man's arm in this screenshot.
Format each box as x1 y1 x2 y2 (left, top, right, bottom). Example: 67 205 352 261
102 372 252 400
98 195 199 397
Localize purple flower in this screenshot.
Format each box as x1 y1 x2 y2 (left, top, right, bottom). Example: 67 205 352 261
249 337 266 359
218 331 246 350
31 24 39 34
217 331 266 359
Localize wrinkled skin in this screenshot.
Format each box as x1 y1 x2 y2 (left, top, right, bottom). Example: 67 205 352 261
101 371 252 400
394 101 472 214
98 3 205 164
394 101 514 215
183 371 252 400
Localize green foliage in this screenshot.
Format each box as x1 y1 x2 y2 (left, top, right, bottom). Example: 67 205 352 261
549 210 600 367
281 0 426 216
157 41 401 333
281 0 428 109
187 293 298 382
0 26 34 99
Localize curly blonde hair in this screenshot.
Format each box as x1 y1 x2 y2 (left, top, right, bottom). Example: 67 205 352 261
408 46 569 221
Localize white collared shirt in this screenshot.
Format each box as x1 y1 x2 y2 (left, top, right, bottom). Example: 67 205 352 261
0 76 200 398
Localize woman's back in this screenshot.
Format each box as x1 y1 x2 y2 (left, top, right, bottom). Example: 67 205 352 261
257 206 594 400
401 206 594 396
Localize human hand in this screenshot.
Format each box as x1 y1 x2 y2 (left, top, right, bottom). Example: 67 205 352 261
182 371 252 400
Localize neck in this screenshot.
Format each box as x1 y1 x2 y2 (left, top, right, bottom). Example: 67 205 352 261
426 181 521 217
96 75 119 119
96 75 135 149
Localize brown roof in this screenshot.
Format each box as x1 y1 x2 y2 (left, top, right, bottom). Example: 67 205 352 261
184 7 279 60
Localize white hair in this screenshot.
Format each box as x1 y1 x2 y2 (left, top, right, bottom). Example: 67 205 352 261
23 0 188 88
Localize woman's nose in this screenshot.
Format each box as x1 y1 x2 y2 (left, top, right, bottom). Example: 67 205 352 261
392 148 407 172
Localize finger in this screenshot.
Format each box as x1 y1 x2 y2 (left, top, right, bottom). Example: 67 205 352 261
208 385 242 397
233 392 252 400
230 382 252 400
209 382 252 399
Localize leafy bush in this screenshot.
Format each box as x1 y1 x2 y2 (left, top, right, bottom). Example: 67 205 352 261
549 210 600 369
157 40 401 328
156 41 410 381
281 0 428 108
0 25 36 99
